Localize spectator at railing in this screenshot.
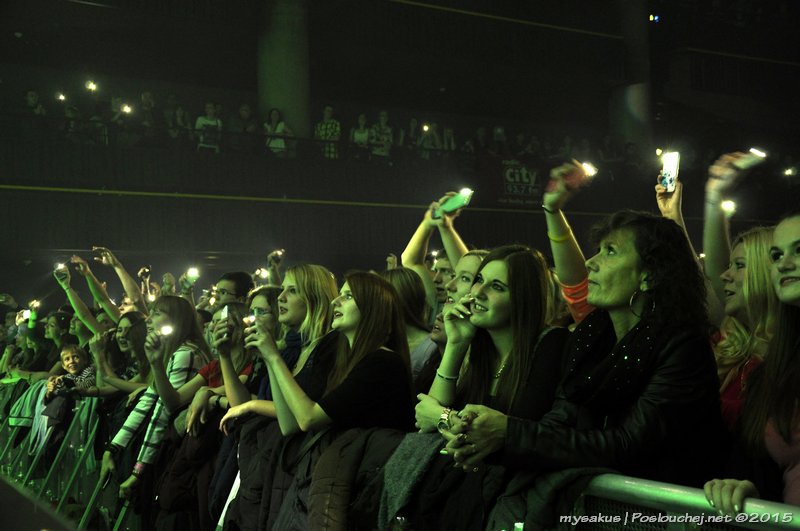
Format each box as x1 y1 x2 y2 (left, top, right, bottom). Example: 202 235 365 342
418 121 442 160
195 102 223 153
397 117 419 152
490 125 509 157
705 210 800 511
262 107 293 158
139 91 162 146
349 112 370 160
265 272 413 528
154 301 258 530
369 109 393 163
700 153 779 430
314 104 341 159
381 245 566 530
228 103 258 153
442 125 457 153
380 268 435 384
165 101 194 148
102 295 211 500
24 89 47 118
221 264 338 530
441 209 725 528
61 104 90 144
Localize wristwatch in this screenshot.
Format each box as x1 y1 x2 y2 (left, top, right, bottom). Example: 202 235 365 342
437 407 453 432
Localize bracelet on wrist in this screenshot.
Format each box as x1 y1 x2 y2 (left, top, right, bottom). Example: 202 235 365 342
437 407 453 432
547 230 572 243
132 462 146 478
105 443 122 456
435 370 458 382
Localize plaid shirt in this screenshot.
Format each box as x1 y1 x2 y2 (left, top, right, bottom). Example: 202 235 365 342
369 123 393 156
315 119 341 159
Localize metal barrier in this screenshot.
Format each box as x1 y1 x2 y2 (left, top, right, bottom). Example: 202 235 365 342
574 474 800 530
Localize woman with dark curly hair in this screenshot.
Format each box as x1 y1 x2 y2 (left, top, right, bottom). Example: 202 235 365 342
446 211 725 529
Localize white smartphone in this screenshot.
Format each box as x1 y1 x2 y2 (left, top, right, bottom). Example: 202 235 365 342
659 152 680 192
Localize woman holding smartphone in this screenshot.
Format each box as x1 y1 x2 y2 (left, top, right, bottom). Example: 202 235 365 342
246 272 414 529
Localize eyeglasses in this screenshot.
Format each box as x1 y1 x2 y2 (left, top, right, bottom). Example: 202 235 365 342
251 307 272 316
216 288 237 297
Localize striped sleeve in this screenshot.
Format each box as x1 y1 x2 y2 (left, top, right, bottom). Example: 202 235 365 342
135 346 203 465
111 386 159 449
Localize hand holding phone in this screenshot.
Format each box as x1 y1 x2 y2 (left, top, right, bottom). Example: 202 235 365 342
659 152 680 193
433 189 473 219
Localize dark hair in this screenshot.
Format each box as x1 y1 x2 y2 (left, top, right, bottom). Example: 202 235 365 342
218 271 255 301
108 311 148 378
248 285 283 340
326 272 410 394
119 311 147 353
152 296 211 362
48 311 73 334
457 244 550 413
590 210 708 329
741 210 800 453
380 268 430 332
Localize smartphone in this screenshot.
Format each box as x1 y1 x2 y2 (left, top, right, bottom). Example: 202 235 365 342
219 305 230 339
659 152 680 192
732 148 767 170
434 189 474 219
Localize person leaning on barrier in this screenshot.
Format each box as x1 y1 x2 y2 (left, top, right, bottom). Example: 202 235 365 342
446 211 726 493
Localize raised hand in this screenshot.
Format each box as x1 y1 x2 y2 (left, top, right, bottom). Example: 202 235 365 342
144 330 168 366
385 253 398 270
243 321 280 362
542 161 591 211
92 246 121 268
70 255 92 276
53 266 72 290
210 318 233 356
707 152 748 200
426 192 461 228
655 180 684 222
267 249 285 266
443 295 478 348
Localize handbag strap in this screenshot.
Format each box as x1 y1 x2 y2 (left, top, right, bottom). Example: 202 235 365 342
280 427 332 474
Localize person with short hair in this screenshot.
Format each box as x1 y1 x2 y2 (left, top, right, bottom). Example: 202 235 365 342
314 104 341 159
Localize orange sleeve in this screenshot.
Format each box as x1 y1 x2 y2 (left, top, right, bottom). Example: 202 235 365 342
560 277 594 325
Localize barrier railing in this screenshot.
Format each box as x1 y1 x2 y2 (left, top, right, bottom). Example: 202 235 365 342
576 474 800 530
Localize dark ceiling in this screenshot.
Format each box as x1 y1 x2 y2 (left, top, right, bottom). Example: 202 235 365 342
1 0 797 124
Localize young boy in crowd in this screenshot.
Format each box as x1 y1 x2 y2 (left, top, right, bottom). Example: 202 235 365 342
44 344 96 402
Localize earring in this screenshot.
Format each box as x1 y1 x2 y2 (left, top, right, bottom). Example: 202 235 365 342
628 289 656 319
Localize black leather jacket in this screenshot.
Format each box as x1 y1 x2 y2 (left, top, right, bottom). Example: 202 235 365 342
503 325 726 487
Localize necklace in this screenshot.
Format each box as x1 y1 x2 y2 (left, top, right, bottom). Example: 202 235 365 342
493 362 508 379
